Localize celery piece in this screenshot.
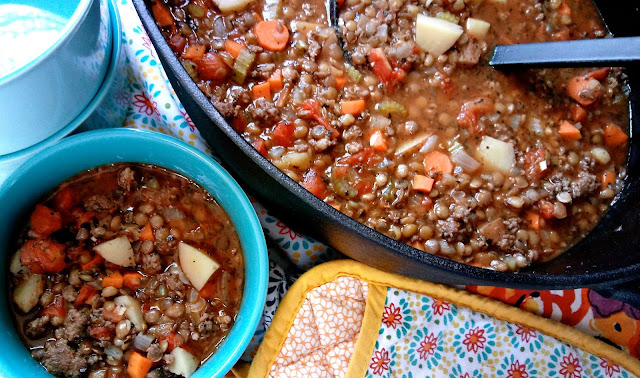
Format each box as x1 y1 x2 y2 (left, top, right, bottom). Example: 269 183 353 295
232 48 255 84
185 3 205 18
375 101 408 117
436 11 460 25
345 65 363 83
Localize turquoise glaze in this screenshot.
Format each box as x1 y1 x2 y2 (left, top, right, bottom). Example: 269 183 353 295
0 0 112 155
0 129 268 378
0 0 122 185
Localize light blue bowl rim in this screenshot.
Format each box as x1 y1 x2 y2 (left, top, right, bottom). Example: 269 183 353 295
0 0 94 86
0 0 120 164
0 128 268 378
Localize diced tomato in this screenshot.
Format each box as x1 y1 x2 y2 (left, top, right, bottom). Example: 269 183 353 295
523 149 549 183
338 148 377 166
252 138 268 157
199 280 216 302
538 200 555 220
102 307 124 322
168 34 187 54
89 326 114 340
301 168 328 199
456 98 494 135
52 187 76 213
231 115 247 133
80 254 104 271
368 48 406 92
301 99 339 138
271 122 295 147
75 284 99 308
41 296 66 318
20 239 67 274
30 204 62 236
193 52 230 81
436 71 456 98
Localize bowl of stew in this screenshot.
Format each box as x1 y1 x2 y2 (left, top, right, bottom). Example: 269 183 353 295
132 0 640 296
0 128 268 377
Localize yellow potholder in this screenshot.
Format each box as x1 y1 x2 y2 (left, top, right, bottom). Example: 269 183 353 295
239 260 640 377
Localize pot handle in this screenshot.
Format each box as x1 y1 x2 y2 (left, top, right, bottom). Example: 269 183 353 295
590 280 640 309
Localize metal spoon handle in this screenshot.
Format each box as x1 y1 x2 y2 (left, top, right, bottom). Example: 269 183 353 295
489 36 640 69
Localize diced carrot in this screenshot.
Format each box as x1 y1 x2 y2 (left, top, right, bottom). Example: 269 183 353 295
20 239 66 274
603 123 628 147
301 168 328 199
152 1 174 27
52 187 76 213
225 40 245 60
369 130 388 151
182 44 205 60
127 352 153 378
423 151 453 178
103 271 123 289
252 82 271 99
558 120 581 140
75 284 99 308
570 103 587 122
253 138 268 157
193 52 230 81
412 174 435 193
341 99 366 115
123 272 144 290
538 200 555 220
525 211 541 231
81 254 104 271
41 296 66 318
268 69 284 92
601 170 616 189
140 223 154 242
255 20 290 52
272 122 294 147
567 74 601 106
335 75 347 90
30 204 62 236
557 2 571 15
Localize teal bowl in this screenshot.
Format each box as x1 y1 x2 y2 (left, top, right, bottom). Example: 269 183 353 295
0 129 268 378
0 0 112 155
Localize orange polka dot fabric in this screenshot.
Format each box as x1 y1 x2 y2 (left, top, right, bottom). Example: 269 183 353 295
268 276 369 377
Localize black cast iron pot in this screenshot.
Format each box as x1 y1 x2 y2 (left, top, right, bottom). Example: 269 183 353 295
133 0 640 305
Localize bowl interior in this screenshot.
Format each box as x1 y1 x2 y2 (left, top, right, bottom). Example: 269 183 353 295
0 128 268 378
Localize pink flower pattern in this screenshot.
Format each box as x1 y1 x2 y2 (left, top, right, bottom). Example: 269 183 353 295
417 333 438 360
382 303 403 329
516 325 537 343
559 353 583 378
431 299 451 316
599 359 620 377
132 92 158 116
463 327 486 353
276 221 300 240
506 360 529 378
370 349 391 375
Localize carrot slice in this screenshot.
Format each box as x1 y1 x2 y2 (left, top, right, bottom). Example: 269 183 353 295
567 74 600 106
412 174 435 193
225 40 245 60
252 82 271 99
301 168 328 199
152 1 174 27
103 271 123 289
423 151 453 177
128 352 153 378
369 130 388 151
268 69 284 92
255 20 290 52
182 44 205 60
75 284 99 308
123 272 144 290
30 204 62 236
570 103 587 122
81 254 104 271
341 100 366 115
603 123 628 147
140 223 154 242
335 75 347 90
52 187 76 213
525 211 541 231
601 170 616 189
558 120 581 140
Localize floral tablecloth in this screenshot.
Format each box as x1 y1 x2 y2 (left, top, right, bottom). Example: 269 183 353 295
92 0 640 373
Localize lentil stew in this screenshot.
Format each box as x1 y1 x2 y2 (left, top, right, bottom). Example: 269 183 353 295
9 163 244 377
150 0 630 271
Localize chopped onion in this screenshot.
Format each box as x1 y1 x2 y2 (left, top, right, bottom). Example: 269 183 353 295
527 117 543 136
369 115 392 129
451 149 481 172
419 135 439 153
134 333 154 351
162 206 185 221
104 344 123 359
